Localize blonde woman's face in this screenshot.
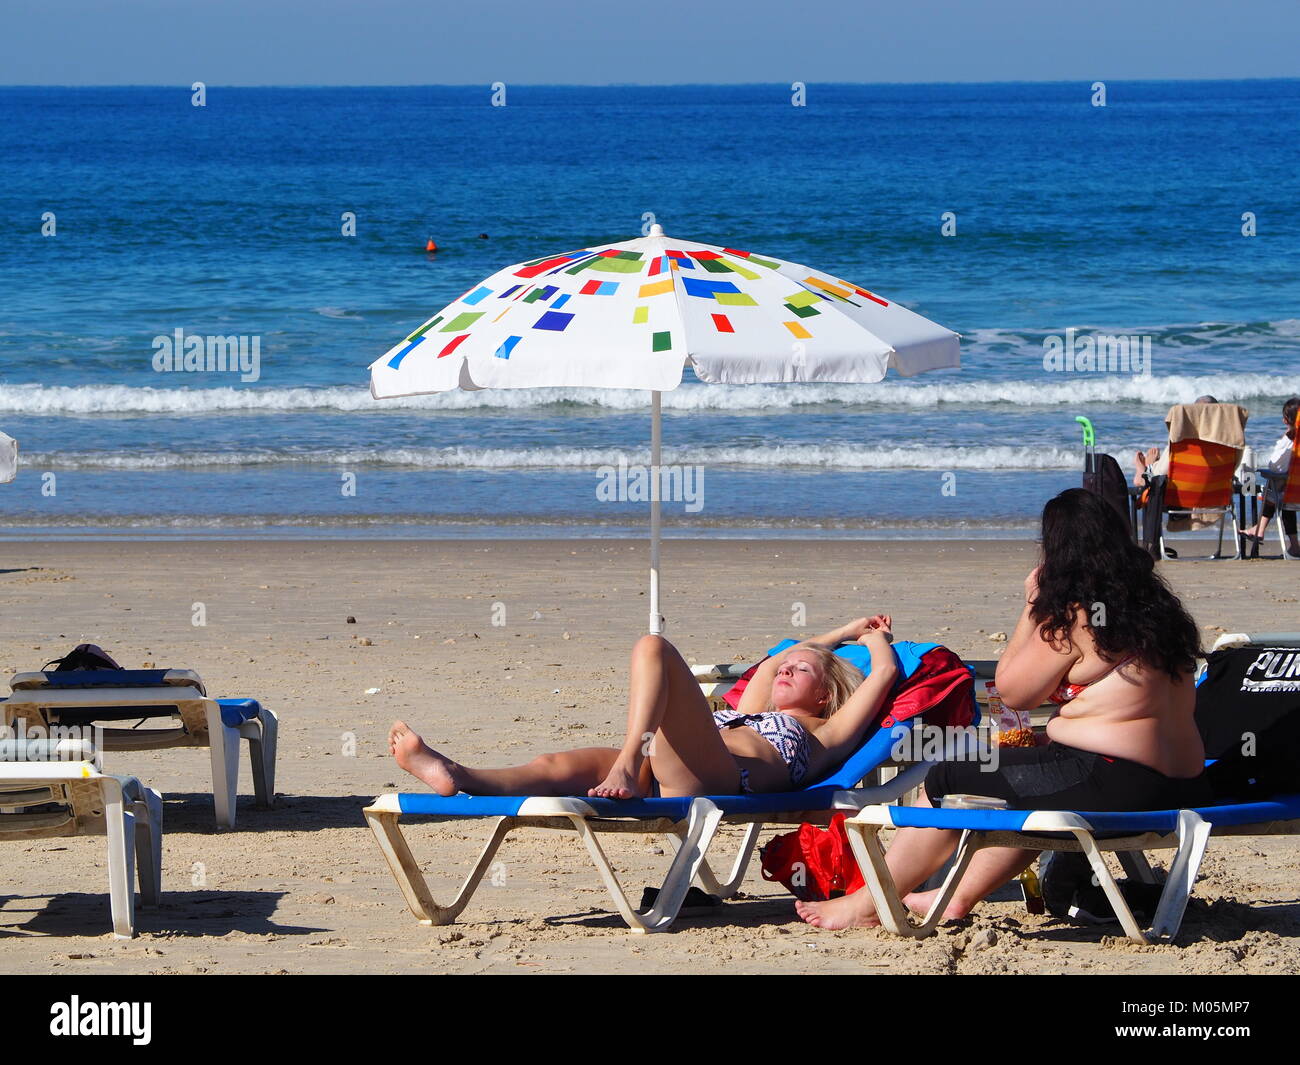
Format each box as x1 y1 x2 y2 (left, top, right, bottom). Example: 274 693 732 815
772 651 827 711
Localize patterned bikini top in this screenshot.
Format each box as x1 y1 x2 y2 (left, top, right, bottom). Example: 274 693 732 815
711 707 812 785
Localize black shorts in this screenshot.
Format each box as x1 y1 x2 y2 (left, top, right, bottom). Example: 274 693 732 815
925 741 1212 812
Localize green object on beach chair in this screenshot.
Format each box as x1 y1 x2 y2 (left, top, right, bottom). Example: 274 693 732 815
0 739 162 938
4 669 276 829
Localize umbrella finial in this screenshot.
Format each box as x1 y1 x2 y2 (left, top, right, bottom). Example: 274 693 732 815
648 223 664 237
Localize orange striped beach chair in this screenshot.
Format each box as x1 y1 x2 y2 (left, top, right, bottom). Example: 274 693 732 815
1155 438 1243 560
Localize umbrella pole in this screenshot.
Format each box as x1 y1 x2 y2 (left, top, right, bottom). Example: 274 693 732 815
649 390 663 635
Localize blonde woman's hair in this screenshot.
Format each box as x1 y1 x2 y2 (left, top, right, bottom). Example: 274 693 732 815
768 642 865 718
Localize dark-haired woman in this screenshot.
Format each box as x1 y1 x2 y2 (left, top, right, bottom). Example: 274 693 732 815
797 487 1211 930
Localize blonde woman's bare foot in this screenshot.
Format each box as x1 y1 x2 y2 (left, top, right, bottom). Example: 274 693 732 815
588 762 643 800
795 893 880 930
389 720 461 796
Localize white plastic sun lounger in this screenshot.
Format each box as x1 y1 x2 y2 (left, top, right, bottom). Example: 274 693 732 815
843 630 1300 945
0 739 162 938
4 669 276 828
365 720 938 934
842 794 1300 944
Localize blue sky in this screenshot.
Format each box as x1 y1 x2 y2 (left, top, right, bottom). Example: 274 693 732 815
3 0 1297 85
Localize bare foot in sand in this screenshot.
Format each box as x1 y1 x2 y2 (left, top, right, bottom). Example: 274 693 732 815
588 761 643 800
795 893 880 930
903 887 970 921
389 720 461 796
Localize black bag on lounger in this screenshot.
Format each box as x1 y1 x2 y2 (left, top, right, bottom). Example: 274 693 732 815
1195 644 1300 801
1084 451 1133 537
42 643 123 672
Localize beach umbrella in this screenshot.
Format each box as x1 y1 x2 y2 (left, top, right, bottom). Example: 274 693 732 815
0 431 16 484
369 224 959 633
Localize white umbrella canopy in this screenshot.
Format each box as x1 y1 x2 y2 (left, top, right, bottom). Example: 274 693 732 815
0 431 16 484
371 225 957 398
369 225 960 632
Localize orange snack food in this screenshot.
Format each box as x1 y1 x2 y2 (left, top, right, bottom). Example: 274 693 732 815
997 727 1037 748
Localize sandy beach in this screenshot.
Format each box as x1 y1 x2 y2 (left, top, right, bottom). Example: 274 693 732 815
0 537 1297 975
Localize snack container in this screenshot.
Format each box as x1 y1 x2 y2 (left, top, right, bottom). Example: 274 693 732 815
985 681 1035 747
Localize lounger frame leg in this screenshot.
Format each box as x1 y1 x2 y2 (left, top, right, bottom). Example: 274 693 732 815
131 787 164 906
1075 825 1209 942
1072 830 1149 942
844 821 978 938
668 820 763 898
367 801 725 934
1149 810 1212 940
240 708 278 808
365 809 512 925
205 703 241 829
1280 508 1299 560
568 799 724 933
103 780 137 939
1117 849 1159 884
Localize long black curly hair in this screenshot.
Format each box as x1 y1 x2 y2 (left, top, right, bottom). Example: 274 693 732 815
1032 488 1201 678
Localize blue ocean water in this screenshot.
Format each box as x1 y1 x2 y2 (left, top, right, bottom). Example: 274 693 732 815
1 82 1298 539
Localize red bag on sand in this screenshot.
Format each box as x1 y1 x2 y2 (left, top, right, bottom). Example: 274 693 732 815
759 812 864 901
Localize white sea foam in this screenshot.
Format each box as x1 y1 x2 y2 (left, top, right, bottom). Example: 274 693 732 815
0 513 1041 532
26 443 1083 472
3 371 1299 416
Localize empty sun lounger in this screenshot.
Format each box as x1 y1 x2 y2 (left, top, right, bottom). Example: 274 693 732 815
0 739 162 938
364 718 964 934
4 669 276 829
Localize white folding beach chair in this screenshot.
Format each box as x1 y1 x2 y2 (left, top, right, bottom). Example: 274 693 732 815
4 669 276 828
0 738 162 938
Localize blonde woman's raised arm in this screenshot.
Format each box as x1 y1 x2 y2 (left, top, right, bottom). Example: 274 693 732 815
814 625 899 754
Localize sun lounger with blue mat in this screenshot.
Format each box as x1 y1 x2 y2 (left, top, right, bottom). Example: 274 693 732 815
843 632 1300 943
4 668 276 829
364 638 977 933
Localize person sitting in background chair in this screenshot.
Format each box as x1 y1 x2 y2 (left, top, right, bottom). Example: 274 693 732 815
1132 394 1218 486
1239 396 1300 557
